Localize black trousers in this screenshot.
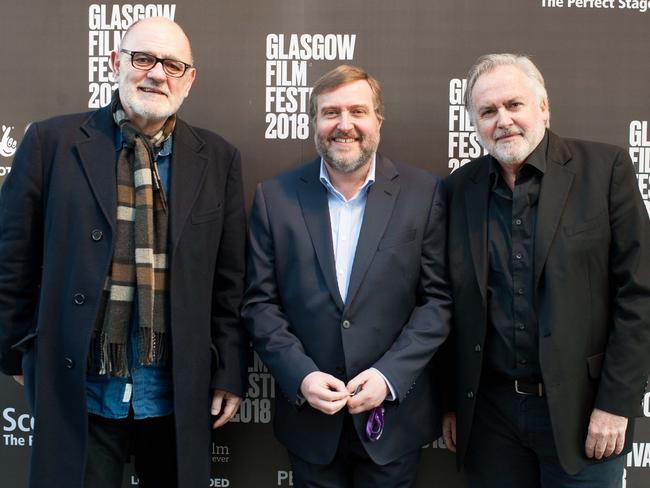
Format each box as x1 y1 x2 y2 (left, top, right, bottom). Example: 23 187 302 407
84 412 177 488
288 414 422 488
465 382 624 488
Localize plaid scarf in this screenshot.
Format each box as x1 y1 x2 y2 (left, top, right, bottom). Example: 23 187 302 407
89 93 174 377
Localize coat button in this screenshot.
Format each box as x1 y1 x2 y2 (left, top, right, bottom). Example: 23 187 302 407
91 229 103 241
64 357 75 369
466 390 474 399
474 344 481 352
335 366 345 374
73 293 85 305
342 320 351 329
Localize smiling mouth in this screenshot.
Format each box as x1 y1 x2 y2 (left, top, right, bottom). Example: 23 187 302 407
138 87 167 96
496 132 521 142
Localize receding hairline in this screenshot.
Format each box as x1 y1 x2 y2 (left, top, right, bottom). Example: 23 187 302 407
120 17 194 64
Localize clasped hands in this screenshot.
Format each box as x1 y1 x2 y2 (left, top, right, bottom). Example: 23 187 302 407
299 370 388 415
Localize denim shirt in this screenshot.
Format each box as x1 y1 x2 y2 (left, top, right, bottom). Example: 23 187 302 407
86 129 173 420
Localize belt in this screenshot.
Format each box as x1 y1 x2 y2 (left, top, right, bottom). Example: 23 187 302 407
484 374 545 397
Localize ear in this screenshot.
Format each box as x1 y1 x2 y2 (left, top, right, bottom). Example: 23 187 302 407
110 51 120 76
182 67 197 98
539 97 549 123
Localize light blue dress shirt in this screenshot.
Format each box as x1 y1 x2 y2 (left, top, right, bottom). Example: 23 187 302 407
319 157 395 400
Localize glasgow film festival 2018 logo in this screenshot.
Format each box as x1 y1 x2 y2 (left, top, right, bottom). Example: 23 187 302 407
447 78 486 173
629 120 650 216
265 34 356 140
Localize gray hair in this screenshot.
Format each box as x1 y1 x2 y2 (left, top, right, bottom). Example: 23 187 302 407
464 53 550 128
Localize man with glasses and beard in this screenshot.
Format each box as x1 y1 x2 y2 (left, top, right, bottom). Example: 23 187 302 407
242 65 452 487
0 17 248 488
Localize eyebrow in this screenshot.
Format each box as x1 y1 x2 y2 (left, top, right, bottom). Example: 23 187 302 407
320 103 370 113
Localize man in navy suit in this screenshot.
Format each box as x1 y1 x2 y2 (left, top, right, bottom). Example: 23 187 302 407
243 65 452 487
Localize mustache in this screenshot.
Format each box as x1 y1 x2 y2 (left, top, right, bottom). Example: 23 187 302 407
329 130 360 140
493 127 523 141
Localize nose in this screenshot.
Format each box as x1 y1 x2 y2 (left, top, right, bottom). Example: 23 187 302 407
495 107 513 128
337 111 353 131
147 60 167 81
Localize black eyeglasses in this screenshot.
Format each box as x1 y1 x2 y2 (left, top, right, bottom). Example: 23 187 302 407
121 49 193 78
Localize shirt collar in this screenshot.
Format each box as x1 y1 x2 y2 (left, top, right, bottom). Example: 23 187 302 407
319 155 376 203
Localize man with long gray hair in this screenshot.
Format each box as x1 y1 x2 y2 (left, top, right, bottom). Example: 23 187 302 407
443 53 650 486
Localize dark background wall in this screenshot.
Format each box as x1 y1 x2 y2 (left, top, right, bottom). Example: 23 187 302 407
1 1 649 486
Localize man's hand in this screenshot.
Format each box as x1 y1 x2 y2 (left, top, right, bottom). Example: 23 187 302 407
346 369 388 415
585 408 628 459
300 371 349 415
211 390 242 429
12 375 24 386
442 412 457 453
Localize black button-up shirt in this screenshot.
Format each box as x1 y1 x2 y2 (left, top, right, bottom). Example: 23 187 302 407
484 133 549 380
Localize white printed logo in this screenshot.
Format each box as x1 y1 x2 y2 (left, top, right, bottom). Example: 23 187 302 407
0 125 18 158
629 120 650 217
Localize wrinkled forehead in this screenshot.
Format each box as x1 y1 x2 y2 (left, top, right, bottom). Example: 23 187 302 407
472 65 535 106
121 19 192 61
317 80 374 109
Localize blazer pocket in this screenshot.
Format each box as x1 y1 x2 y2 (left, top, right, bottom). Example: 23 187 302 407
587 352 605 380
564 211 607 237
378 228 417 250
11 331 38 353
191 204 222 225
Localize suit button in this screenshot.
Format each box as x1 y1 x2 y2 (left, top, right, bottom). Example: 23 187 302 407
466 390 474 399
474 344 481 352
335 366 345 374
91 229 103 241
342 320 351 329
73 293 85 305
64 357 75 369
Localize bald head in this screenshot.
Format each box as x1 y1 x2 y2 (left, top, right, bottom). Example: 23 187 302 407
121 17 193 64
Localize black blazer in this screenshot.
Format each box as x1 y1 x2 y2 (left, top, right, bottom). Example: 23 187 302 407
445 130 650 474
242 155 452 465
0 105 248 488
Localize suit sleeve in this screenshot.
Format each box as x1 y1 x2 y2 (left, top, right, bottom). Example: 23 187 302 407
0 123 44 375
372 177 453 400
209 148 249 396
595 148 650 417
241 184 319 401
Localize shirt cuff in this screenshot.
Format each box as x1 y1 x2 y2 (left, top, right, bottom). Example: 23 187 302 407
371 367 396 401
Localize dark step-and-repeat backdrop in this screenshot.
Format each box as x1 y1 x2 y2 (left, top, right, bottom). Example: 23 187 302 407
1 1 649 486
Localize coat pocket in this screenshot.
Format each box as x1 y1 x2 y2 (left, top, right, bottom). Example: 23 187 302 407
191 204 223 224
378 228 417 250
11 331 38 353
587 352 604 379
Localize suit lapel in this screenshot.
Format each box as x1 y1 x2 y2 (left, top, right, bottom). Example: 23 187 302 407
344 155 399 310
465 160 490 303
297 160 345 311
534 132 574 299
169 120 209 253
76 106 118 232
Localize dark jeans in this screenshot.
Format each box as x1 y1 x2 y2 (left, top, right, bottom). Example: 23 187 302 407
288 414 422 488
84 412 177 488
465 382 625 488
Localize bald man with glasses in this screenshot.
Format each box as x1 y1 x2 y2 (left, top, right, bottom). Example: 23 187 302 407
0 17 248 488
